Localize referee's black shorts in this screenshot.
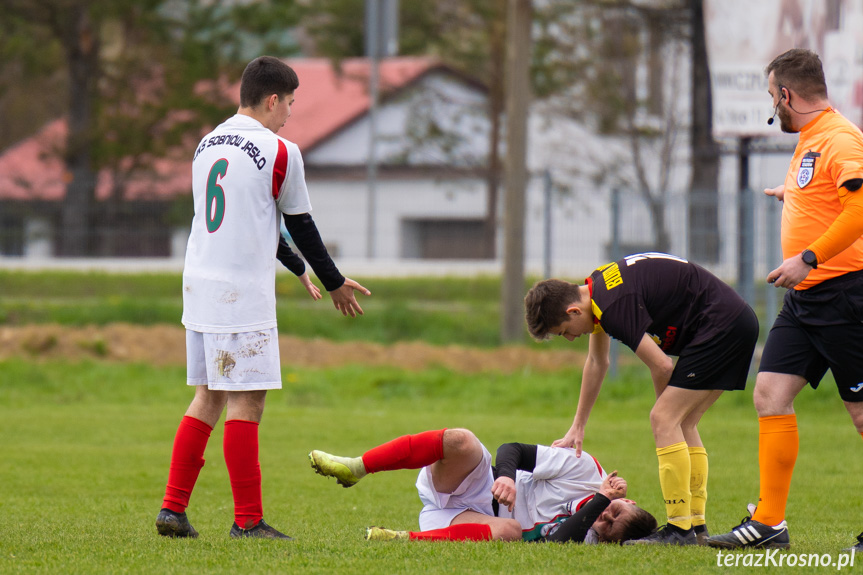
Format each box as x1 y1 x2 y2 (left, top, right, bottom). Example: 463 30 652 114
760 269 863 402
669 305 759 391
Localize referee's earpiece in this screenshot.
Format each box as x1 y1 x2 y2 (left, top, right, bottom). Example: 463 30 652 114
767 87 787 126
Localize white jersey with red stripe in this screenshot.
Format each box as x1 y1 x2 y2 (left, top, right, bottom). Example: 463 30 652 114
498 445 606 538
182 114 312 333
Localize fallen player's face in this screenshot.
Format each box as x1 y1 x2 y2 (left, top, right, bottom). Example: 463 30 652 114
593 499 638 542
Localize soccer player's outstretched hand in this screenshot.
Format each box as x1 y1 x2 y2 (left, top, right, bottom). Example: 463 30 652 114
330 278 371 317
298 272 322 301
491 476 518 512
599 470 627 500
551 426 584 457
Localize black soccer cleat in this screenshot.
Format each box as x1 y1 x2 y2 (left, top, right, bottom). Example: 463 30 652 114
623 524 697 546
229 518 293 540
842 532 863 554
155 508 199 538
707 517 790 550
694 524 710 546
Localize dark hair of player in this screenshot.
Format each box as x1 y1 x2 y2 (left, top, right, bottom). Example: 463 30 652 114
616 507 658 543
240 56 300 108
524 279 583 341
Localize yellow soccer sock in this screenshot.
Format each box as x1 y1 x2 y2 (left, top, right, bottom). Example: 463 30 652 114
657 441 692 530
688 446 708 527
752 414 798 527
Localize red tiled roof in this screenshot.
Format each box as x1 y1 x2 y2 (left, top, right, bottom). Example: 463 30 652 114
278 56 439 151
0 56 440 201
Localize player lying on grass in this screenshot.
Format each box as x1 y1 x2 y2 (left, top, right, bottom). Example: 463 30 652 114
524 252 759 546
309 427 657 543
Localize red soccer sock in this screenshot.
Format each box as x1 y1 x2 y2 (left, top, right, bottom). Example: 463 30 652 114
162 416 212 513
362 429 446 473
224 419 263 529
409 523 493 541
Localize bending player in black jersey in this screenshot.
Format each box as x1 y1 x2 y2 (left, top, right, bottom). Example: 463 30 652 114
525 253 758 546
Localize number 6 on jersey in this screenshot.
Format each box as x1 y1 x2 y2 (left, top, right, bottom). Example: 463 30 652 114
206 159 228 233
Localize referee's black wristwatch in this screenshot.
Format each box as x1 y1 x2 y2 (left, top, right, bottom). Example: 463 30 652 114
801 249 818 269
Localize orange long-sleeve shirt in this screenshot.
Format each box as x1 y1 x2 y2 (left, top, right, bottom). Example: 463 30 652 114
781 108 863 290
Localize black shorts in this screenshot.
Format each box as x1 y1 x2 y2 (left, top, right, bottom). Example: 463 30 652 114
760 269 863 402
668 305 759 391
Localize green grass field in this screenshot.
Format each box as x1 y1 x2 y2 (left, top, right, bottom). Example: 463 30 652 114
0 271 520 348
1 357 861 574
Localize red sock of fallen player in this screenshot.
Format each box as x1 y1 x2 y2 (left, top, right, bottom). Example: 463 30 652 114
409 523 493 541
162 416 212 513
362 429 446 473
224 419 263 529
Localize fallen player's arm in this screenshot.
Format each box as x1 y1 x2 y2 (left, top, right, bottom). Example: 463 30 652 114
492 443 537 511
543 494 612 543
544 472 626 543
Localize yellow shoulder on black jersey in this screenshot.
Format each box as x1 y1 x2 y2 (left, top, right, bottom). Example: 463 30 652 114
594 262 623 290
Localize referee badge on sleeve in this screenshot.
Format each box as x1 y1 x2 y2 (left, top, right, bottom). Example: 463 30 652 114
797 151 820 188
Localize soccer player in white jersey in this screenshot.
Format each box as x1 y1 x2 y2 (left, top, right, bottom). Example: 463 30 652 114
155 56 370 540
308 428 657 543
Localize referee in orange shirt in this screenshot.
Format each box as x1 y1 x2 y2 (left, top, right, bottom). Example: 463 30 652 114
709 49 863 553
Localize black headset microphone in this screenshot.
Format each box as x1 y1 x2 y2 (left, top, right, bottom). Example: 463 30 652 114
767 87 827 125
767 93 785 125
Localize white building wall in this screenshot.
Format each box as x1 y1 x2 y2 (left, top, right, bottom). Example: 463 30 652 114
307 175 487 259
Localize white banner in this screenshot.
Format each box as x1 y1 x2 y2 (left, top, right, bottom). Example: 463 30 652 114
705 0 863 136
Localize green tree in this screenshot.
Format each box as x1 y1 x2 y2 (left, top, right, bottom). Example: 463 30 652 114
302 1 720 261
1 0 301 256
533 1 717 257
0 10 65 152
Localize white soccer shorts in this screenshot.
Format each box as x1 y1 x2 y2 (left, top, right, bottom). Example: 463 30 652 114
186 328 282 391
416 443 495 531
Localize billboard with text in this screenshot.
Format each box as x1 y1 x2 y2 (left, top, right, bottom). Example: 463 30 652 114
706 0 863 136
